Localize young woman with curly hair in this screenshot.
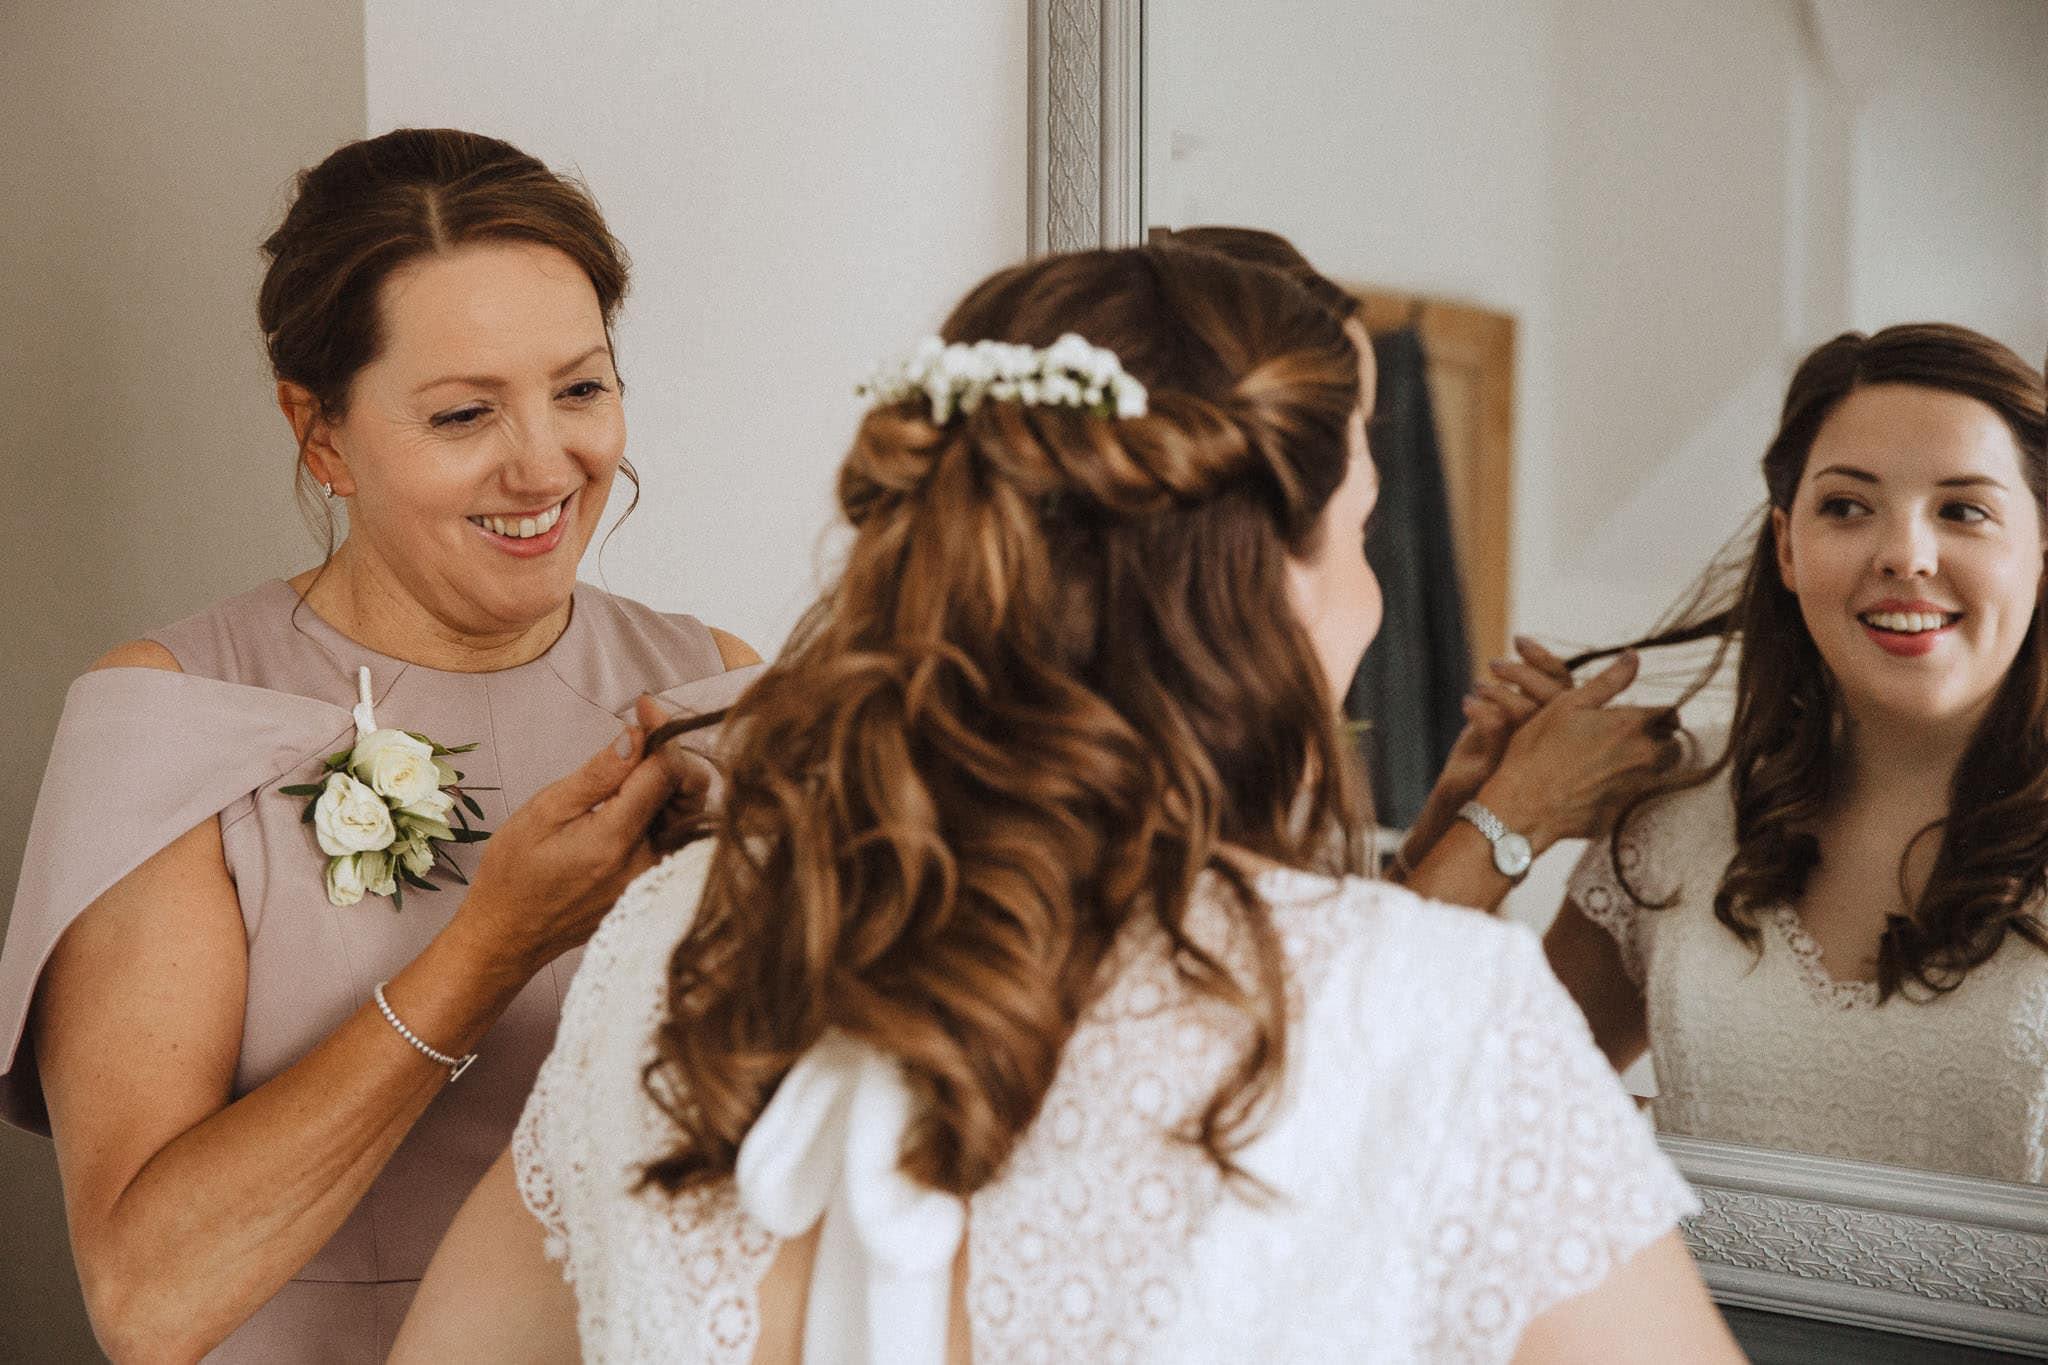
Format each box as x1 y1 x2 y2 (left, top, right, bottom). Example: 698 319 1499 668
396 244 1738 1363
1548 324 2048 1183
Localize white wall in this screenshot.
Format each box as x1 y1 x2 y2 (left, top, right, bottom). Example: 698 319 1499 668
1821 0 2048 350
1145 0 1565 612
366 0 1030 654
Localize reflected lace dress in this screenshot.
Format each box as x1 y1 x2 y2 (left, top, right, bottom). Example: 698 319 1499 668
1566 748 2048 1182
516 842 1697 1362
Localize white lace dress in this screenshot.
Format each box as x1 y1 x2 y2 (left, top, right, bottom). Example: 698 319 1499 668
1566 755 2048 1182
515 841 1697 1363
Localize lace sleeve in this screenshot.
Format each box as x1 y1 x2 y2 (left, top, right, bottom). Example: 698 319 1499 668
511 841 716 1270
1563 729 1732 989
1562 831 1648 987
1419 927 1698 1363
511 1053 572 1265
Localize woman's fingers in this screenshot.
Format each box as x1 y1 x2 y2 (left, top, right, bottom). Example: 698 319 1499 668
1446 696 1514 777
635 693 718 825
1620 715 1685 779
634 696 711 787
1472 680 1540 723
1513 635 1574 683
586 752 681 845
532 727 645 821
1572 650 1641 708
527 727 680 857
1460 691 1512 732
1438 696 1515 796
1487 658 1569 704
633 693 675 733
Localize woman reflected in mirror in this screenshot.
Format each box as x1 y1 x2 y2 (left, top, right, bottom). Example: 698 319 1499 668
1546 323 2048 1183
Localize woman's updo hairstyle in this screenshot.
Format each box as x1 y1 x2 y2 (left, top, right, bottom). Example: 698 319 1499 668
258 128 630 530
642 244 1369 1201
1149 224 1363 326
842 245 1359 548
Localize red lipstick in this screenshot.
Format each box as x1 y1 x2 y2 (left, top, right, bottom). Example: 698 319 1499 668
1856 598 1959 659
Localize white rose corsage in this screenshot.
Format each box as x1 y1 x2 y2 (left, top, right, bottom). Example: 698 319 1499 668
280 668 494 909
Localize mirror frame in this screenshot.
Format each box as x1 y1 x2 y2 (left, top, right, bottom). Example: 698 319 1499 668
1029 2 2048 1352
1027 0 1141 255
1670 1136 2048 1353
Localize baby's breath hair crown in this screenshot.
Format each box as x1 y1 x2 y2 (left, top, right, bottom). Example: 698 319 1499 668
857 332 1149 426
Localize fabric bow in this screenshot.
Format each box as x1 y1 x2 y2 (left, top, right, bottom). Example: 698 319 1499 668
735 1030 966 1365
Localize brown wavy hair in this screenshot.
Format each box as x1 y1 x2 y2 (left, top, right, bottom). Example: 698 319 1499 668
1573 324 2048 999
640 244 1368 1197
1152 226 1363 325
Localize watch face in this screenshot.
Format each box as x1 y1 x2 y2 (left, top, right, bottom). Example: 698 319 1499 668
1493 832 1534 880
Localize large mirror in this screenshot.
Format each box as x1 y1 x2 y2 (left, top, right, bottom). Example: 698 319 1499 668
1034 0 2048 1358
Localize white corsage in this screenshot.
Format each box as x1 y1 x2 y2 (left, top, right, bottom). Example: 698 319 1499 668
282 669 493 909
857 332 1148 425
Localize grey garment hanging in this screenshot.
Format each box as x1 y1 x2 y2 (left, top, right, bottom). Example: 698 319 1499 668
1344 325 1473 829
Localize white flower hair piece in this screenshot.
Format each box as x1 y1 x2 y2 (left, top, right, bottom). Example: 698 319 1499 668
857 332 1149 426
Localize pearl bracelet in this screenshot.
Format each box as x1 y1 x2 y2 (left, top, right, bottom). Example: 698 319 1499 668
373 981 477 1082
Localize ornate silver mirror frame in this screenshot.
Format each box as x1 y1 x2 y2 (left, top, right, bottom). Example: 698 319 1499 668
1027 3 2048 1353
1667 1136 2048 1354
1027 0 1142 254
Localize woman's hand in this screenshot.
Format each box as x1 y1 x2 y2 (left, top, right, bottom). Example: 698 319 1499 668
454 727 680 975
1399 637 1577 871
636 693 723 853
1397 649 1680 912
1475 652 1683 852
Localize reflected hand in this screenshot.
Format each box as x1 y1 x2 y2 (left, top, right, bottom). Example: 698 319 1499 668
1441 635 1578 793
1402 637 1577 868
1476 651 1684 849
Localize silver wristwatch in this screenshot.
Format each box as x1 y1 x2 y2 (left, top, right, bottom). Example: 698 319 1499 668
1456 800 1533 881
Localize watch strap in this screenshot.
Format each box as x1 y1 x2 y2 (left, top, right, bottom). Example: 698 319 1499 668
1456 800 1508 844
1456 800 1532 881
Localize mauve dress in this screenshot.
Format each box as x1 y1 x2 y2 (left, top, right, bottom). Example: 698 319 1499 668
0 579 763 1363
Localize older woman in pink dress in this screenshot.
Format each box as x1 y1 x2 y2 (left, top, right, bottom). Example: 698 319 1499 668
0 128 760 1362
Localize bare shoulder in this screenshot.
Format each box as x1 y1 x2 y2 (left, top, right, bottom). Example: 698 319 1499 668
707 626 762 669
87 639 182 673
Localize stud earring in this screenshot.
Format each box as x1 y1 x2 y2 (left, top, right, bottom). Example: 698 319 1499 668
323 481 335 499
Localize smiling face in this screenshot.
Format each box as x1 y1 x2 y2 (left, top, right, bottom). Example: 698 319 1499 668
309 240 625 638
1774 382 2044 731
1286 319 1383 696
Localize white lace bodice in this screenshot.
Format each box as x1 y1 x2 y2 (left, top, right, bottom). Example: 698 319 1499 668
1566 753 2048 1182
515 842 1695 1363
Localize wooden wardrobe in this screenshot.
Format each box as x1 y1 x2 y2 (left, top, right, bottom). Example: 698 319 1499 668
1354 288 1516 672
